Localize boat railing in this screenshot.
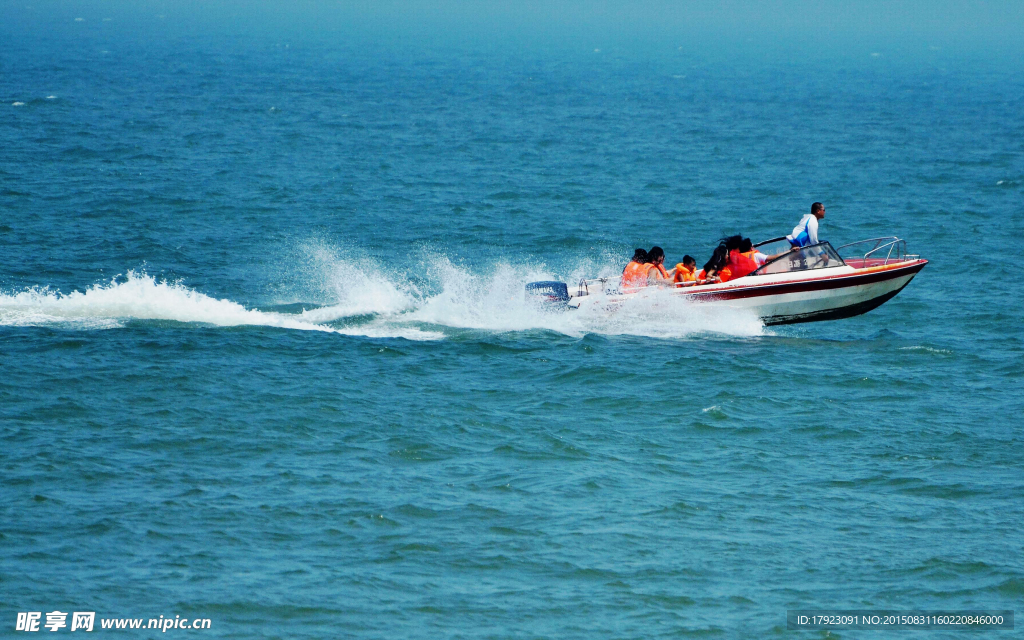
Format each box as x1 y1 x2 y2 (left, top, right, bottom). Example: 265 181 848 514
751 241 845 276
753 236 788 248
836 237 918 265
577 277 611 297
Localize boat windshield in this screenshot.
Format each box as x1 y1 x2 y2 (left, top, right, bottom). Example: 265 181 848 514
753 242 845 276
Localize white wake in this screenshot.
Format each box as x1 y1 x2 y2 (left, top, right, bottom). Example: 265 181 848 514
1 246 765 341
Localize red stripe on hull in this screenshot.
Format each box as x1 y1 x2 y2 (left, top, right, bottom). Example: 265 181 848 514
680 260 928 302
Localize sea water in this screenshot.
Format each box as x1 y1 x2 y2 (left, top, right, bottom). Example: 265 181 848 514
2 6 1023 639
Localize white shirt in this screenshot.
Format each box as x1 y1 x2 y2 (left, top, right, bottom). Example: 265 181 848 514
787 214 819 245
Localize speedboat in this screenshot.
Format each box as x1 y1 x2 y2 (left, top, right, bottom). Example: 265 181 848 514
528 237 927 325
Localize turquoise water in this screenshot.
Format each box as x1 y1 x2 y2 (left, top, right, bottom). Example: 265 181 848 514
2 7 1024 639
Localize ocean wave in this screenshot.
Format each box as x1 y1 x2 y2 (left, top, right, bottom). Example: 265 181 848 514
0 271 441 340
290 246 765 340
898 346 952 355
0 246 765 342
0 272 330 331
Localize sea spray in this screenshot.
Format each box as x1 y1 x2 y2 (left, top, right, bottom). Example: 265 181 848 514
320 251 764 339
0 254 764 341
0 271 445 340
294 241 418 322
0 271 334 331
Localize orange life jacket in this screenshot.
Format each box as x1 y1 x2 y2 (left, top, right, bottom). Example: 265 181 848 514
674 263 697 283
727 249 758 280
717 265 733 282
621 261 649 292
650 263 669 280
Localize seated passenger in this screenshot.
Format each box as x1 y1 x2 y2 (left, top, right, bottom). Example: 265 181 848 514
741 238 768 267
749 237 795 265
699 247 726 282
673 255 699 285
726 238 760 280
620 248 649 293
705 235 743 282
645 246 673 286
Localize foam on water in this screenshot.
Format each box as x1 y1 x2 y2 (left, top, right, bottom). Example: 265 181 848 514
295 248 765 340
898 345 953 355
0 271 441 340
0 272 327 330
1 248 763 341
295 242 417 322
403 257 764 339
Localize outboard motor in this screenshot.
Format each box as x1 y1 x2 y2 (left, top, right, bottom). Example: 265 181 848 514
525 281 570 308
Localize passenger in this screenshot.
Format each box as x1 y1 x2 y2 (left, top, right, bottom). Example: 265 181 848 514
645 246 673 286
725 238 764 281
673 255 699 285
740 238 769 267
787 202 825 248
726 249 757 280
699 242 730 282
748 237 795 266
711 235 744 282
620 248 649 293
624 248 647 271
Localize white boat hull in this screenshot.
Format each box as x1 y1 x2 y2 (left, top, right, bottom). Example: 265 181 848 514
679 260 927 325
567 259 927 326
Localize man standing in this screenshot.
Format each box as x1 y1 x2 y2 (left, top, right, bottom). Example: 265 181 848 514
787 202 825 247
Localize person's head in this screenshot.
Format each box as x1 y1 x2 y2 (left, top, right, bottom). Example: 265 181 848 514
682 255 696 268
632 248 648 263
739 238 753 252
647 246 665 264
812 202 825 219
703 244 729 272
723 235 743 252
